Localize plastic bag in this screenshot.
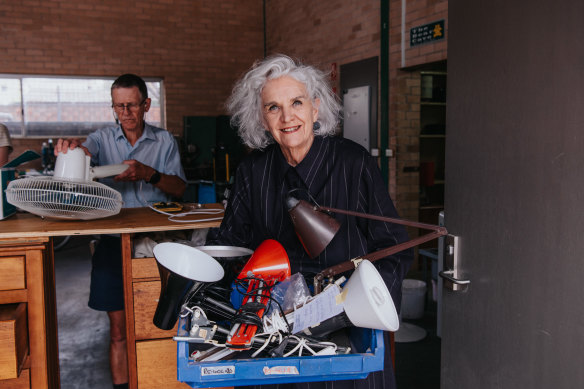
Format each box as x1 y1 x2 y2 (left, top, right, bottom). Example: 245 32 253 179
266 272 311 316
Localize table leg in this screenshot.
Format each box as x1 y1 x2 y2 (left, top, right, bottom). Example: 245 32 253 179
122 234 138 389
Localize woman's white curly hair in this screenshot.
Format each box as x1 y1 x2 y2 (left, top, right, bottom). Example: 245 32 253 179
226 54 342 150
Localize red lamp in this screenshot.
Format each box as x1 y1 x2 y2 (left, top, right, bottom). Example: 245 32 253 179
227 239 291 349
236 239 292 281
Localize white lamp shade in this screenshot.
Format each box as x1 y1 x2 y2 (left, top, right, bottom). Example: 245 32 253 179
153 242 224 282
342 259 400 331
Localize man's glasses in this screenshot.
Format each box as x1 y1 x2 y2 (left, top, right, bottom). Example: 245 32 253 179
112 100 146 113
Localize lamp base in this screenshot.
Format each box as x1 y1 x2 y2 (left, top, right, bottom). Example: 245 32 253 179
394 322 427 343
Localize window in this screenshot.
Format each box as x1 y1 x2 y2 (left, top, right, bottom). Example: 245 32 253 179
0 75 163 137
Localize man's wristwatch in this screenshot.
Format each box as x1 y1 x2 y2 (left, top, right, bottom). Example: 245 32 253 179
148 170 161 185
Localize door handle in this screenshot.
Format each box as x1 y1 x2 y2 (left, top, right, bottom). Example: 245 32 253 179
438 270 470 285
441 234 469 291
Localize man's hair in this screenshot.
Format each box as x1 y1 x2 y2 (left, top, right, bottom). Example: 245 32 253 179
111 74 148 100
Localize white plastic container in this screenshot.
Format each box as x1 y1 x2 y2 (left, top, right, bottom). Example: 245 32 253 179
401 279 427 319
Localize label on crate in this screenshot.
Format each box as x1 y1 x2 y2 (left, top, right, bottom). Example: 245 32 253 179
201 365 235 376
263 366 299 375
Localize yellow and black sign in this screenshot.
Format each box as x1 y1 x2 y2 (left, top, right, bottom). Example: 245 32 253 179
410 20 445 47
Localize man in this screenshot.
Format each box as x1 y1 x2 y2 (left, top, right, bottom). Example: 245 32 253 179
0 123 13 166
56 74 186 389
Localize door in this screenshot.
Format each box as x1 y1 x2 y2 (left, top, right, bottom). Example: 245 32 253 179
340 57 378 153
442 1 584 388
343 86 371 150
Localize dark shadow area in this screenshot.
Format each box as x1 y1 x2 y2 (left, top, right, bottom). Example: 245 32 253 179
395 298 441 389
55 235 112 389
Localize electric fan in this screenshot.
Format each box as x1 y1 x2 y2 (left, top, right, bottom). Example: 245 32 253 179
5 148 128 220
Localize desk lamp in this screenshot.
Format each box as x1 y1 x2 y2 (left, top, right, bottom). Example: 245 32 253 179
286 197 448 292
286 196 448 343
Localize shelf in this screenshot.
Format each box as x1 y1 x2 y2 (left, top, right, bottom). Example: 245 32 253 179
421 72 447 103
420 70 447 76
419 206 444 210
419 70 447 216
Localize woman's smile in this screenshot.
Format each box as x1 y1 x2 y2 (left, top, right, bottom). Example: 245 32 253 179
280 125 301 133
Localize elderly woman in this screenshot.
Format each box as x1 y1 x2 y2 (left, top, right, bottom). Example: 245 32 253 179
207 54 412 389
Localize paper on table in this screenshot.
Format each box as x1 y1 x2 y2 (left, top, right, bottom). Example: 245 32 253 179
292 284 344 333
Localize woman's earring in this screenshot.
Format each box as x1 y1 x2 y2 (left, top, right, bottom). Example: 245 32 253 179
313 121 321 131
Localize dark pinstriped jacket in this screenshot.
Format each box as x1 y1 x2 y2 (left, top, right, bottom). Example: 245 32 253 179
207 135 412 313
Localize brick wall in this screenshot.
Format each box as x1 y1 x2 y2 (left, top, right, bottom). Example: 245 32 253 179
1 0 449 223
0 0 264 162
264 0 446 220
391 0 448 69
393 72 422 223
265 0 381 76
263 0 399 200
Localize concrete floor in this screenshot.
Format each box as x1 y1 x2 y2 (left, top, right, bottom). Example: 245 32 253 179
55 235 112 389
395 300 441 388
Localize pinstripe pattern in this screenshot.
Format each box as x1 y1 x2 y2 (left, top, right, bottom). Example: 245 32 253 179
207 136 412 389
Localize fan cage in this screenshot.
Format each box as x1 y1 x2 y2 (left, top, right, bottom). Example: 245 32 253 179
6 177 123 220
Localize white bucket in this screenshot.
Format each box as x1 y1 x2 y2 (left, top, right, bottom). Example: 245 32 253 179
401 279 427 319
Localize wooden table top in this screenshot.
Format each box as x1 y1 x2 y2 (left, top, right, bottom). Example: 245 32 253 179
0 204 224 239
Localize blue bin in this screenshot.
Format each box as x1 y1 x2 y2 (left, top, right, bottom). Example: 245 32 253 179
197 181 216 204
176 316 385 388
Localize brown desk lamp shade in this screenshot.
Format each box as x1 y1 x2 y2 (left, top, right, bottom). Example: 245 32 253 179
286 196 340 258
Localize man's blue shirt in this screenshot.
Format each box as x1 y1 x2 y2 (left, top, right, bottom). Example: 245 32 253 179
83 123 186 208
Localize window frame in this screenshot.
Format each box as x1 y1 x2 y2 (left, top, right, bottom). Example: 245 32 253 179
0 74 165 138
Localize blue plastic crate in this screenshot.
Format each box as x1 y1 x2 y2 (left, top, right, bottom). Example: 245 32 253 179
176 320 385 388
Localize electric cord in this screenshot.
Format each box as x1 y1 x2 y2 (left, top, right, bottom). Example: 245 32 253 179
230 277 271 329
137 181 224 223
184 285 237 321
231 309 264 328
250 331 339 358
233 276 291 334
229 276 293 336
261 312 291 334
283 336 338 357
252 332 283 358
178 305 346 359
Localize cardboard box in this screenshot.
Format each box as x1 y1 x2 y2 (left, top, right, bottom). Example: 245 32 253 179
1 150 41 220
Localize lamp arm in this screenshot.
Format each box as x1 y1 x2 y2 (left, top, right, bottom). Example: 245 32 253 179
313 206 448 293
318 206 446 232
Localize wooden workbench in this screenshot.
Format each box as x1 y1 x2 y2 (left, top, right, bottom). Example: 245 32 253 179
0 205 223 388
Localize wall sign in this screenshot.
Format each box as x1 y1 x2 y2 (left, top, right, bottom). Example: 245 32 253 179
410 20 445 47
